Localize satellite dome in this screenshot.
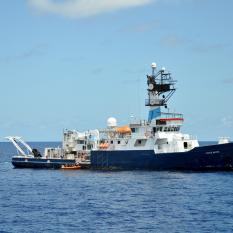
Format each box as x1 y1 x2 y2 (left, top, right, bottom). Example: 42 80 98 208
107 117 117 128
151 62 157 69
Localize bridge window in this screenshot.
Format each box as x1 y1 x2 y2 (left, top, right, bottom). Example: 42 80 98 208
156 120 166 125
184 142 188 149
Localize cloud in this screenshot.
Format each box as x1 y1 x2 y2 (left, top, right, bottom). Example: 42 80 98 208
28 0 153 19
0 44 48 63
160 35 229 53
221 116 233 128
91 67 103 75
193 43 227 54
161 35 189 48
121 20 160 33
222 78 233 84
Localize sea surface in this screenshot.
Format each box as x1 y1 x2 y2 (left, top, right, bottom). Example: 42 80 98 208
0 142 233 233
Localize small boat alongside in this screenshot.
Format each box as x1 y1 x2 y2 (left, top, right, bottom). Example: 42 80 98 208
61 164 81 170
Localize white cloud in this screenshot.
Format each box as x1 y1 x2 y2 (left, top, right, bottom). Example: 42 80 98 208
28 0 153 18
221 116 233 128
0 44 47 63
161 35 189 48
121 20 160 33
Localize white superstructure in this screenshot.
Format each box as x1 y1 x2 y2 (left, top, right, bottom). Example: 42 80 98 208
95 63 199 153
45 129 99 162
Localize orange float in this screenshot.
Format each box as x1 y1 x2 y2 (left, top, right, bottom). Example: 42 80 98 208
61 164 81 170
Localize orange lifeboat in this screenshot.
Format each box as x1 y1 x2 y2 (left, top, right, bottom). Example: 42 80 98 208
116 126 132 134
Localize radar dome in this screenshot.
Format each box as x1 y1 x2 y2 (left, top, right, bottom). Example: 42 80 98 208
151 62 157 69
107 117 117 128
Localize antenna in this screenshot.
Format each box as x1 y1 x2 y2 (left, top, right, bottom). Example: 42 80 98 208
146 63 177 107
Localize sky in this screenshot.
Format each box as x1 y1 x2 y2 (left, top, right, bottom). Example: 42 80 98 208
0 0 233 141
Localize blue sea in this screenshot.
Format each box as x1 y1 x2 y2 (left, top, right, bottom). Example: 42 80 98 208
0 142 233 233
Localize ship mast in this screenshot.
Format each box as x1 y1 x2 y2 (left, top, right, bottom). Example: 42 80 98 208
146 63 176 122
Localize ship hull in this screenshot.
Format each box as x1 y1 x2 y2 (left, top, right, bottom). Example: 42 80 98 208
12 157 76 169
91 143 233 171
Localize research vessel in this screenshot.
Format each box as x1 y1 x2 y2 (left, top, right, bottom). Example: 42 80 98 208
91 63 233 170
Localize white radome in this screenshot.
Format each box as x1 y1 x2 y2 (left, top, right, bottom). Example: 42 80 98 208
148 83 154 90
107 117 117 128
151 62 157 69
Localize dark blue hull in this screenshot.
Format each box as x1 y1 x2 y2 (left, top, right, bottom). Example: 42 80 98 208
91 143 233 171
12 157 76 169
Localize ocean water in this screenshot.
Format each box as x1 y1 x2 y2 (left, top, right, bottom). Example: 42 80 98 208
0 142 233 233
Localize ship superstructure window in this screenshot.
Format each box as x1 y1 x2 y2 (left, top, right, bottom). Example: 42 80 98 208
156 120 166 125
158 126 181 132
131 128 136 133
77 140 85 144
111 140 113 144
134 139 147 147
130 127 139 133
118 141 121 144
184 142 188 149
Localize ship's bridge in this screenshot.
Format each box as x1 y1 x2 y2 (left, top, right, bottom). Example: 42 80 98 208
151 112 184 133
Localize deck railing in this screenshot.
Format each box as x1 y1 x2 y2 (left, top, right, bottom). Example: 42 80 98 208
160 112 183 119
